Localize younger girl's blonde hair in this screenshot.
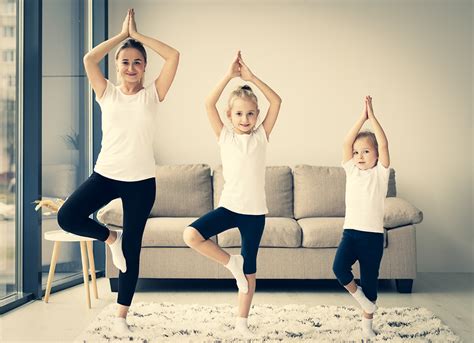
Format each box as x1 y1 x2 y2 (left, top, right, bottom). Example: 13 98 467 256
227 85 258 111
354 131 379 156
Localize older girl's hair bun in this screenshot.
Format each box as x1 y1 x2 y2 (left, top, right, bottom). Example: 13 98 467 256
228 84 258 110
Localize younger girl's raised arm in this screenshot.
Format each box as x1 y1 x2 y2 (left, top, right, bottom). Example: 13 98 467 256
343 100 368 163
366 96 390 168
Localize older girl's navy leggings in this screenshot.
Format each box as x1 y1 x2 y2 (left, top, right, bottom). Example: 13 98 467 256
189 207 265 274
57 172 155 306
332 228 384 302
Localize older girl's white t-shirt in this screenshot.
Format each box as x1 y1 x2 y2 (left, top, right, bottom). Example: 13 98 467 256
218 125 268 215
94 80 159 181
342 159 390 233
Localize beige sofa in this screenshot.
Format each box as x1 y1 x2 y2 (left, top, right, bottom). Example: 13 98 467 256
97 164 423 293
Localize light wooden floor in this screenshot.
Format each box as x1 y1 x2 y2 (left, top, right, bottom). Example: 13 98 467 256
0 272 472 342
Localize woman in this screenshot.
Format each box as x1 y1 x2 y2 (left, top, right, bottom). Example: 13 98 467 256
57 8 179 333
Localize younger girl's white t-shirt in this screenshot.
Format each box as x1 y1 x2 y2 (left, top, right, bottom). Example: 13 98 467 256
342 159 390 233
218 124 268 215
94 80 159 181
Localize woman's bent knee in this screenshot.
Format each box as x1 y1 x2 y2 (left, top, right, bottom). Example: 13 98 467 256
57 205 87 234
57 206 75 232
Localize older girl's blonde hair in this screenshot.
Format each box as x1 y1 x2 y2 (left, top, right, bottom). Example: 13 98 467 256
227 85 258 111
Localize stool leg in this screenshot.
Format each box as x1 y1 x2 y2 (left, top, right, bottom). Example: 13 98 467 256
80 241 91 309
44 241 61 303
86 241 98 299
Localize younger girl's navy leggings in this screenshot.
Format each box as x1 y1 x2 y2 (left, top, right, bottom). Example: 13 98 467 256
57 172 155 306
332 228 384 302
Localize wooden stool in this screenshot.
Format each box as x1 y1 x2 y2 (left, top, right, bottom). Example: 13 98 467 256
44 230 98 308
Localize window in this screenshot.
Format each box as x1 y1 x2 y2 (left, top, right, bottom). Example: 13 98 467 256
1 0 100 315
2 50 14 62
7 75 15 87
3 26 14 37
41 0 93 290
0 0 17 303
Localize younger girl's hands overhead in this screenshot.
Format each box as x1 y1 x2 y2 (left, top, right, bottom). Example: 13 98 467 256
366 95 375 118
361 96 369 121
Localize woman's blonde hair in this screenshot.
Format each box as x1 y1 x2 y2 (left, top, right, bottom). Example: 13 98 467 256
227 85 258 111
115 39 147 85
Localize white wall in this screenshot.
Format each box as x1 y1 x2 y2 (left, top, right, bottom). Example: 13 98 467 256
108 0 473 273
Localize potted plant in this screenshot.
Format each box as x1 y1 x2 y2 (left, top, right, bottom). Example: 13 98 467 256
62 129 80 166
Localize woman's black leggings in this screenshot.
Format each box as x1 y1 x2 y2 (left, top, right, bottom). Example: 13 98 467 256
57 172 156 306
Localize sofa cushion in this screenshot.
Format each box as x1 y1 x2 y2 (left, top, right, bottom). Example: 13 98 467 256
294 166 346 219
150 164 213 217
265 166 294 217
142 217 216 247
213 165 294 217
217 217 301 248
384 197 423 229
293 165 396 219
298 217 388 248
97 198 122 226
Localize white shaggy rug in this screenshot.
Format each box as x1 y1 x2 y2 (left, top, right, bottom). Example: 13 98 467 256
76 302 461 342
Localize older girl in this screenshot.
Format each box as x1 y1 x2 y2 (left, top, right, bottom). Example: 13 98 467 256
183 51 281 338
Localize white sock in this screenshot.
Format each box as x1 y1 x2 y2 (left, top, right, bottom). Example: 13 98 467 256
351 286 377 314
361 317 376 339
109 230 127 273
235 317 256 338
225 255 248 294
112 317 132 335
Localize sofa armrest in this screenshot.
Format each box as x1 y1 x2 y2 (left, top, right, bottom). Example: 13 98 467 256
384 197 423 229
97 199 123 227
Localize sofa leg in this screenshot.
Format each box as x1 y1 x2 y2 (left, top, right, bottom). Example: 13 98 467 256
396 279 413 293
109 278 118 292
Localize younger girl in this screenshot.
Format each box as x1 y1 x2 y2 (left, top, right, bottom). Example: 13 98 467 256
57 9 179 333
332 96 390 340
183 51 281 338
